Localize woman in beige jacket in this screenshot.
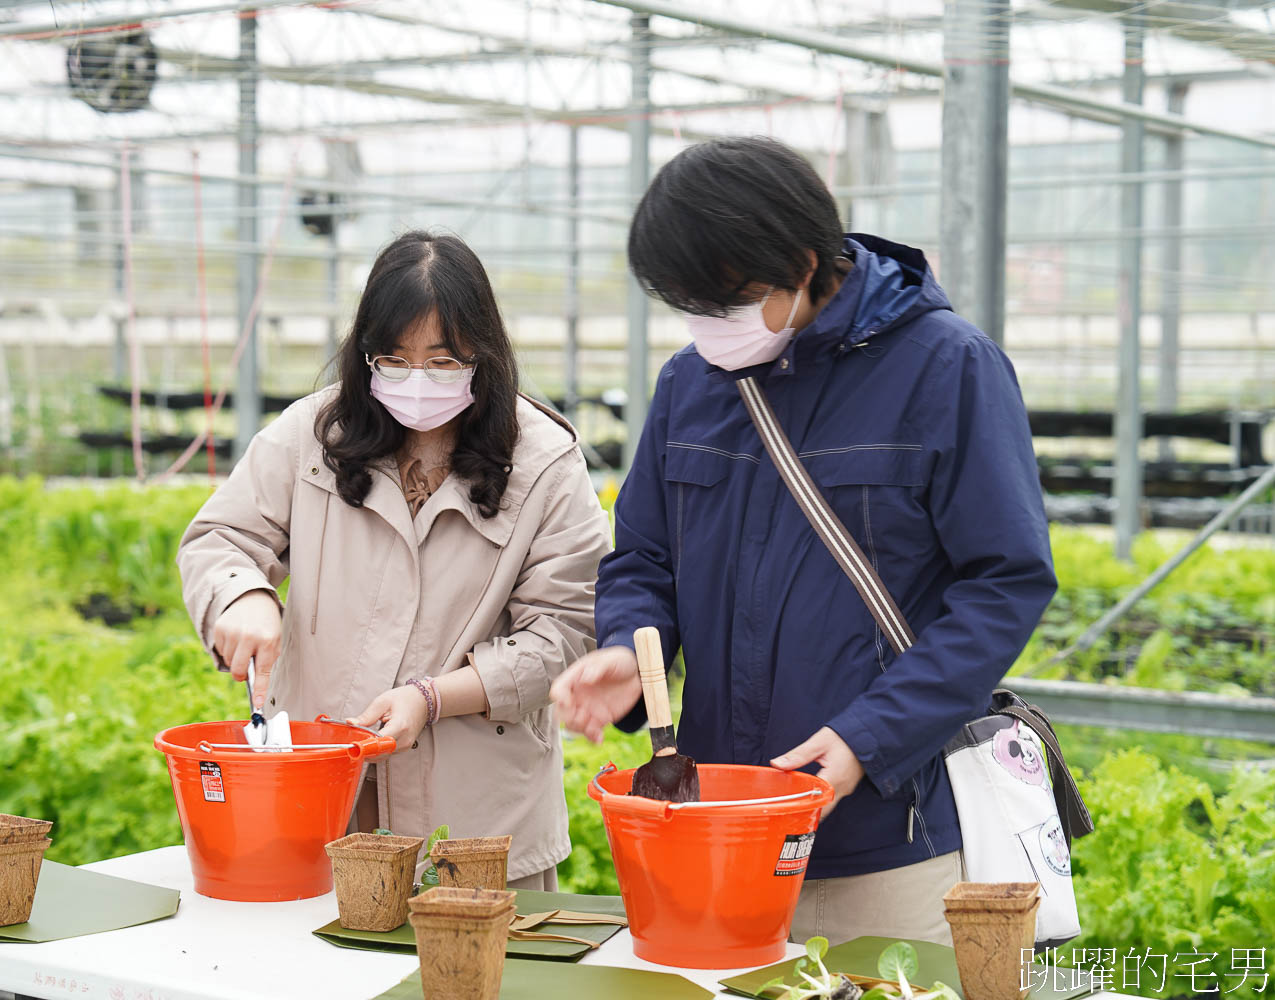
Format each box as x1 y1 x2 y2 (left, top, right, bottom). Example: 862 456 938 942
177 230 611 888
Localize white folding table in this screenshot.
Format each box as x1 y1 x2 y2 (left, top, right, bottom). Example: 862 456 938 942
0 847 1134 1000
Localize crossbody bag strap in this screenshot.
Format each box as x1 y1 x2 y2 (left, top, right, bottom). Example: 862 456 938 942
736 376 916 654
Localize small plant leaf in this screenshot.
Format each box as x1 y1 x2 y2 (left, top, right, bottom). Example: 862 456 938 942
806 936 830 962
420 823 450 886
425 824 450 851
878 942 920 982
758 977 789 998
860 988 899 1000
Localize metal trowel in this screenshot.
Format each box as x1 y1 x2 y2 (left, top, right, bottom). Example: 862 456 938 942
629 627 700 803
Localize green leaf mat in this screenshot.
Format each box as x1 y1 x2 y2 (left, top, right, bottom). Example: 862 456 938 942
720 936 1093 1000
0 861 180 943
368 957 713 999
315 889 626 961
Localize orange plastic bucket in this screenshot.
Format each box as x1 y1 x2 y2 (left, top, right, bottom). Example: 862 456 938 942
588 762 833 969
154 715 395 902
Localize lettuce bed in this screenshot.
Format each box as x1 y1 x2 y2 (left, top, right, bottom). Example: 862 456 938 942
1 478 1272 998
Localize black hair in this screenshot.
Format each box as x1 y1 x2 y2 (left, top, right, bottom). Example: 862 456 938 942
316 230 519 517
628 136 844 316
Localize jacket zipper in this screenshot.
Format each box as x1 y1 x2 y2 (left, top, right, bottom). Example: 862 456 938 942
310 492 330 635
910 777 937 857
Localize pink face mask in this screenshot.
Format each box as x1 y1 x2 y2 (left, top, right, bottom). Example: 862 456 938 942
685 287 803 371
370 368 476 432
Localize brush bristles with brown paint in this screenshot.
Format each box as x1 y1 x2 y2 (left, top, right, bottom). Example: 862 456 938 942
628 628 701 804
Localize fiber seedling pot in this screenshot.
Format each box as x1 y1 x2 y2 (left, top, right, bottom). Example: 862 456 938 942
943 882 1041 1000
0 815 53 846
429 835 512 890
326 833 426 932
408 887 516 1000
0 837 52 926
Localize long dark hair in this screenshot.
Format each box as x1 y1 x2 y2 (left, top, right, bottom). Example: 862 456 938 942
316 230 519 517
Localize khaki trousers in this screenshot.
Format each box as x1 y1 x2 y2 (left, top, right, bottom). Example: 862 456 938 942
507 868 559 891
789 851 965 947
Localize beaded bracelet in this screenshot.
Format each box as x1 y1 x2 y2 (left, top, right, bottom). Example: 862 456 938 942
406 676 441 726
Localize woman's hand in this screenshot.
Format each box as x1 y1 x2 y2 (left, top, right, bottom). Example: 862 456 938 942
212 590 281 709
550 647 642 744
771 726 865 820
348 686 430 754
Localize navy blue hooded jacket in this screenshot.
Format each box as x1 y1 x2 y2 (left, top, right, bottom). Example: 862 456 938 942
595 235 1057 880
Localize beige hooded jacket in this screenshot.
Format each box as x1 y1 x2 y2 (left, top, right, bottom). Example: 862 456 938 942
177 387 611 879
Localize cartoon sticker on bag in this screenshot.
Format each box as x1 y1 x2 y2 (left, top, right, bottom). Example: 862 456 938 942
991 720 1052 793
1038 814 1071 876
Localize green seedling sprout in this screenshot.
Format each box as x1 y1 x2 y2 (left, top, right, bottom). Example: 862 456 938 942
761 940 961 1000
760 937 862 1000
414 824 450 893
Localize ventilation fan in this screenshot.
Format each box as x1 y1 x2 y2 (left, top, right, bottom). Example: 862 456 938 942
299 192 340 237
67 30 158 113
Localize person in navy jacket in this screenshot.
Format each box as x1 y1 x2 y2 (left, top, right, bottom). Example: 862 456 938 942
551 136 1057 945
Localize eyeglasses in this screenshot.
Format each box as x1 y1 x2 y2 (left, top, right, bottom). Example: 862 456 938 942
365 353 477 384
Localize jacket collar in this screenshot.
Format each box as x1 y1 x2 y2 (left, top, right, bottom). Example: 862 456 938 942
301 393 579 551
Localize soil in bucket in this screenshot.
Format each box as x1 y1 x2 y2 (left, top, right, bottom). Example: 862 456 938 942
408 887 516 1000
429 836 512 890
943 881 1041 1000
0 837 52 926
0 815 53 846
326 833 425 932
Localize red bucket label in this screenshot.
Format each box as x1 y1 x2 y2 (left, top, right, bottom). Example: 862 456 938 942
774 832 815 877
200 761 226 803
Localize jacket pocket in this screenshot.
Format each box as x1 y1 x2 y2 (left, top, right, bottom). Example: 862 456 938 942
665 444 736 487
800 446 929 557
800 445 926 488
799 446 934 642
524 706 555 753
664 445 740 577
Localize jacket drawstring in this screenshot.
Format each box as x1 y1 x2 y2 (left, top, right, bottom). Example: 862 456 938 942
311 492 330 635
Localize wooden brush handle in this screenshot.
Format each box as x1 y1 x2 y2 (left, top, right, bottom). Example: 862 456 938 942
634 627 673 731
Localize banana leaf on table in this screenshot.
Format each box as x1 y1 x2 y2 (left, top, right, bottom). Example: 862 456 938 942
368 958 713 999
0 862 180 943
314 888 626 961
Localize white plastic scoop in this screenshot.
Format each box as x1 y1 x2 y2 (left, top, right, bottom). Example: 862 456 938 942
243 659 292 750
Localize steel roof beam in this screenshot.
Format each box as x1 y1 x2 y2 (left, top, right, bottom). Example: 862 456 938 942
1047 0 1275 64
589 0 1275 149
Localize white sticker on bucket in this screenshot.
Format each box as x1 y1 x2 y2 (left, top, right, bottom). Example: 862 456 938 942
200 761 226 803
774 832 815 877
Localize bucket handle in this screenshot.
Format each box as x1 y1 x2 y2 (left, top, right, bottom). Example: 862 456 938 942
667 790 825 810
314 715 397 758
196 740 362 758
315 713 379 738
588 764 826 817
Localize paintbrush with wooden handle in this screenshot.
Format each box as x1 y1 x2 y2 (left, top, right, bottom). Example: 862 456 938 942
629 626 700 803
